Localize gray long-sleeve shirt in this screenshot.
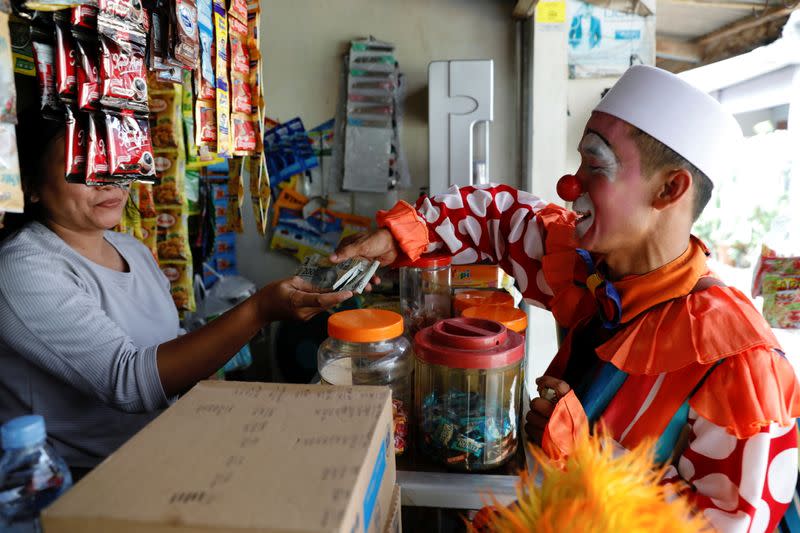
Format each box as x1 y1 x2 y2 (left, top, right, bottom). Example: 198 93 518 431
0 222 178 468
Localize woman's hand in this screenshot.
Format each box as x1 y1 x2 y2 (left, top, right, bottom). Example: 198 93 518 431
257 277 352 323
525 376 572 445
329 229 399 266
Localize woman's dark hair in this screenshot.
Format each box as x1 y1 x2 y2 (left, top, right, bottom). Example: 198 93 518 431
0 76 65 241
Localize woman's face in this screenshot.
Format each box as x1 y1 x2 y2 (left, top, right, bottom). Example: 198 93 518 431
34 135 128 233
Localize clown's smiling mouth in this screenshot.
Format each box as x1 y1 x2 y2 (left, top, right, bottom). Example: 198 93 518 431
575 210 592 224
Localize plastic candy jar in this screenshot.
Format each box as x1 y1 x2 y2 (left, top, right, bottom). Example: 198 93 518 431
398 254 452 338
318 309 413 455
414 317 525 471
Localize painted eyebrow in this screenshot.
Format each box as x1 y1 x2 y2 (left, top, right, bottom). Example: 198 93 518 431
578 129 618 162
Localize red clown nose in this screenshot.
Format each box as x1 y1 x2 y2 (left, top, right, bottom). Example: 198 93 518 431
556 174 582 202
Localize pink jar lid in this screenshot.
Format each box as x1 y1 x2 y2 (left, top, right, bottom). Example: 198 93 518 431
414 317 524 370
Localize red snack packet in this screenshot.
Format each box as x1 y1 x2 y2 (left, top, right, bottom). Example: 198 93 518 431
229 0 248 24
231 76 251 114
229 18 249 76
104 110 156 179
195 99 217 145
86 112 110 185
76 38 100 111
194 66 215 100
99 31 148 112
98 0 147 33
54 17 77 100
65 107 88 183
71 5 98 32
31 32 61 120
231 113 256 155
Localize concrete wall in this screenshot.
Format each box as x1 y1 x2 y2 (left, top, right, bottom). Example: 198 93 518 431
237 0 519 288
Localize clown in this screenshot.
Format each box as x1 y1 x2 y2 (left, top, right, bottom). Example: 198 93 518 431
332 65 800 531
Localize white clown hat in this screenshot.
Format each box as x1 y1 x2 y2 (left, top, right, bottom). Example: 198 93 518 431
594 65 742 183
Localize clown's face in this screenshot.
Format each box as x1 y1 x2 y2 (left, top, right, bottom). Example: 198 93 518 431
572 112 658 255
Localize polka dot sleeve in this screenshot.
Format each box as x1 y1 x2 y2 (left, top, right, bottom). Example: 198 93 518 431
662 409 797 532
414 184 553 307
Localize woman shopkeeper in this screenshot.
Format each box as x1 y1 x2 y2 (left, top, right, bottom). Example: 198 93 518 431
0 110 350 480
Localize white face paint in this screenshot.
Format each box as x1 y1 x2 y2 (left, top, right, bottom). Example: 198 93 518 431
572 132 619 239
578 132 619 182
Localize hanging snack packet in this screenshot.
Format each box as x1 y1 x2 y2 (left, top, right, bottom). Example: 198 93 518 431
228 0 248 24
65 107 88 183
149 1 166 70
156 207 190 261
137 182 158 218
173 0 199 69
198 0 214 86
231 113 256 155
161 262 193 312
71 5 98 32
153 152 185 206
104 110 156 179
228 17 249 76
213 0 231 156
149 88 181 150
31 26 62 120
231 76 251 114
54 13 77 101
75 36 100 110
99 27 148 112
195 99 217 145
86 112 111 185
194 65 215 100
226 157 244 232
98 0 147 33
141 216 158 260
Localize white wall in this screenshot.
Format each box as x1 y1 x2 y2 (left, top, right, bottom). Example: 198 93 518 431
236 0 519 288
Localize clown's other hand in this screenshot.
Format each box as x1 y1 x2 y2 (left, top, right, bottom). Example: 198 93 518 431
329 229 399 267
525 376 571 446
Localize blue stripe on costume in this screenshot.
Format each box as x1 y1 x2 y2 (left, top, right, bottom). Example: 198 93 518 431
654 402 689 464
579 362 628 424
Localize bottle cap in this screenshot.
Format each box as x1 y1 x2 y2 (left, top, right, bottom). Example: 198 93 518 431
453 290 514 315
328 309 404 343
1 415 47 450
462 305 528 334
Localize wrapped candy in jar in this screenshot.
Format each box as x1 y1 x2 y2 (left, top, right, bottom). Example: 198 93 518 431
462 305 528 336
318 309 413 455
453 289 515 317
398 254 452 337
414 317 524 471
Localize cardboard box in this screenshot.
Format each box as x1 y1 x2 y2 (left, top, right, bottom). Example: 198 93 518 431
43 382 396 533
382 485 401 533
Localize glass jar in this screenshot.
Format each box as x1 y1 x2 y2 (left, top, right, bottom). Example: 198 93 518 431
414 317 525 471
318 309 413 455
398 254 452 338
452 289 514 316
462 305 528 336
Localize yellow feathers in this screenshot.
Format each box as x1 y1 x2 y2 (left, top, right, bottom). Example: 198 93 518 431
474 432 712 533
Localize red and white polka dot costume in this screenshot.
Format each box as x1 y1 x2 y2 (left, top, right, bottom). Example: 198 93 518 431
377 184 800 532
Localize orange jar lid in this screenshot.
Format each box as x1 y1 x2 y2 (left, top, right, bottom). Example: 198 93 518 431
453 290 514 315
328 309 404 343
462 305 528 334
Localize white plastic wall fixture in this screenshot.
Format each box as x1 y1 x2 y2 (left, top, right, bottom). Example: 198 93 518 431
428 60 494 196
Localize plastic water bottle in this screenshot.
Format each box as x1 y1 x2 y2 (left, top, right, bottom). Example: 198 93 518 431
0 416 72 533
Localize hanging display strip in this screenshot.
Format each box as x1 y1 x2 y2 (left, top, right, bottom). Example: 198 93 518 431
14 0 264 189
